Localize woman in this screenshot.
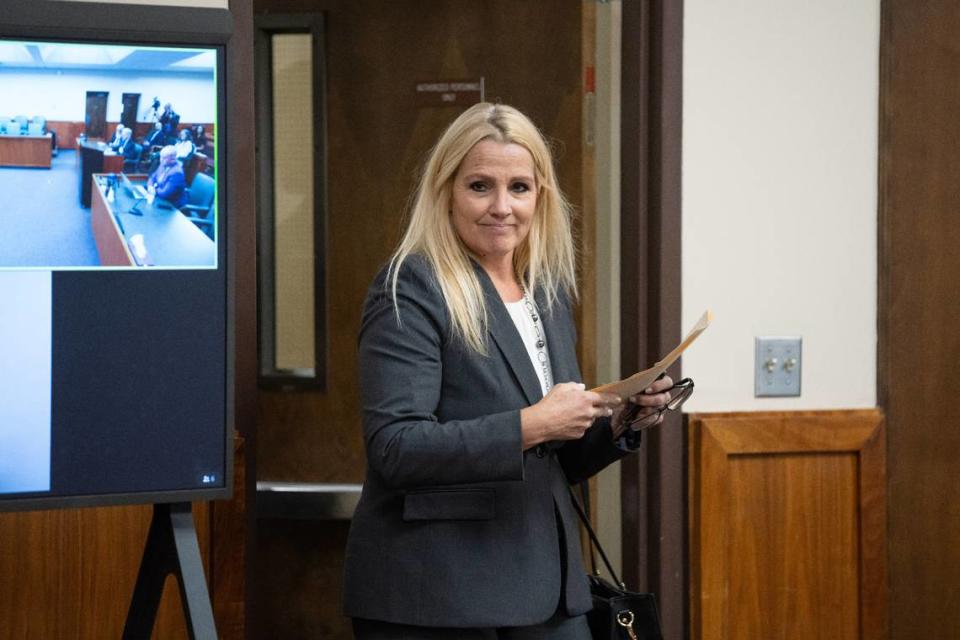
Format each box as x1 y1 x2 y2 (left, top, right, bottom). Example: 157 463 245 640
174 128 195 162
193 124 209 154
343 103 674 639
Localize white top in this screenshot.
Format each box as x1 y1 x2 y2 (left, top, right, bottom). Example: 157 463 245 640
504 299 553 396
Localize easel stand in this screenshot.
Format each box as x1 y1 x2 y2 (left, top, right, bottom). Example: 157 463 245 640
123 502 217 640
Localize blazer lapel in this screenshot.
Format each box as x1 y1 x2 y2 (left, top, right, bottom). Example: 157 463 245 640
475 265 544 406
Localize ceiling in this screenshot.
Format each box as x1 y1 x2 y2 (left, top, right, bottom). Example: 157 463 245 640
0 41 215 73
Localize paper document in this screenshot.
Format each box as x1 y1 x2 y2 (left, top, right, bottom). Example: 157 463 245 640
591 309 713 398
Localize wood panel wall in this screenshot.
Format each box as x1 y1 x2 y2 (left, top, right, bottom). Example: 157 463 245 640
0 438 247 639
879 2 960 638
0 503 209 639
688 410 886 640
47 122 216 150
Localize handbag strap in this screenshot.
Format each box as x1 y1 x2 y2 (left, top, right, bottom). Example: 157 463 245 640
568 483 626 589
578 482 598 576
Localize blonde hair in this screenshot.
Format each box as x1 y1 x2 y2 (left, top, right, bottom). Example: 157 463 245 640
388 103 577 353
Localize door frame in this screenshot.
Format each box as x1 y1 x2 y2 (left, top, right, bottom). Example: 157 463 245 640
619 0 686 638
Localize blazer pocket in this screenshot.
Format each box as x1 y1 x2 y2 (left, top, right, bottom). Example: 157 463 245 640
402 488 496 521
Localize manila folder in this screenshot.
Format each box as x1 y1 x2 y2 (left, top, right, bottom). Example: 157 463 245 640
591 309 713 398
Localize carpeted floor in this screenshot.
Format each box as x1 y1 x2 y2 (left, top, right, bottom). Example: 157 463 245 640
0 150 100 268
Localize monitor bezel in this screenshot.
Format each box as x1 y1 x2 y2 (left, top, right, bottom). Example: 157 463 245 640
0 0 236 512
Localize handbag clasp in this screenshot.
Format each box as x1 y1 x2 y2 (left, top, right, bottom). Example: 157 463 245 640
616 610 638 640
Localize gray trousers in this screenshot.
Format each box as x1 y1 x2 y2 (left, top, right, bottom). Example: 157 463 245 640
354 505 592 639
352 608 591 639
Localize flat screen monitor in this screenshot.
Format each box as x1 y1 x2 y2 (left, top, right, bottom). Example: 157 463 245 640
0 2 234 512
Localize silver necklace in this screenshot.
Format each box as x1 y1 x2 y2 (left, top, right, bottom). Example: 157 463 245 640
521 284 553 391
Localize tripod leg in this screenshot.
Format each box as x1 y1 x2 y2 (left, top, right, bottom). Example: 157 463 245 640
124 503 176 639
123 503 217 640
170 503 217 639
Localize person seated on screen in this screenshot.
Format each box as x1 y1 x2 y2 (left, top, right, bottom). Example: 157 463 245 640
175 128 195 163
115 126 134 155
193 124 209 154
144 121 165 149
117 127 140 171
147 145 187 208
142 123 166 172
108 124 124 150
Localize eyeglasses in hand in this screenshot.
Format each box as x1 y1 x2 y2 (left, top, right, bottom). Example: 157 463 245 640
622 378 695 431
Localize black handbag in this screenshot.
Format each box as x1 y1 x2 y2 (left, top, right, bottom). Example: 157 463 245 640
570 484 664 640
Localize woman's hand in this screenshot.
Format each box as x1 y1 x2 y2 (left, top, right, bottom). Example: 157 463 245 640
610 375 674 437
520 382 622 450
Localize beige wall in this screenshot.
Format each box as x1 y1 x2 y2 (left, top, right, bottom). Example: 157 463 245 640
682 0 880 412
595 0 881 578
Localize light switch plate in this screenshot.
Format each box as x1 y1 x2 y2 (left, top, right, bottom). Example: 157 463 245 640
755 336 802 397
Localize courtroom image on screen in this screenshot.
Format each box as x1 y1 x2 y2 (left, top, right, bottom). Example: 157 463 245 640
0 39 219 270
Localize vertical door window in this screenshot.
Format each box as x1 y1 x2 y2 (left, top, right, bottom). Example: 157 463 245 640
256 15 326 389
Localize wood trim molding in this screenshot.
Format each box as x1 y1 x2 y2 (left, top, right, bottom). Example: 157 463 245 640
688 409 887 639
619 0 685 636
224 0 256 636
878 4 960 636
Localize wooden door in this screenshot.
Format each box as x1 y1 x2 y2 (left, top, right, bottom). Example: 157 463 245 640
121 93 141 130
252 1 590 637
85 91 108 138
254 0 589 485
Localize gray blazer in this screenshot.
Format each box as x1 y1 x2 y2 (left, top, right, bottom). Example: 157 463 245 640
343 256 635 628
